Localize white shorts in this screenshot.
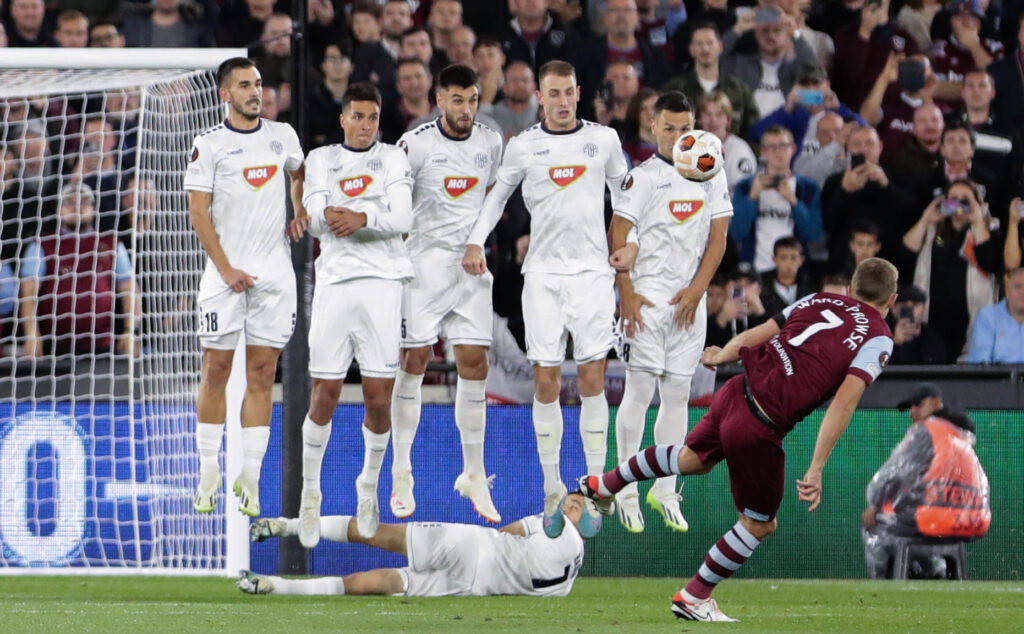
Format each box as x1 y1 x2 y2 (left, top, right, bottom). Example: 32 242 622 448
402 256 492 348
618 299 707 378
196 264 296 350
308 277 402 380
398 522 483 597
522 270 616 367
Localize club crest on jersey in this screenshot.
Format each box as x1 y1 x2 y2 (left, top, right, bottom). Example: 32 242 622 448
474 152 489 168
340 175 373 197
549 165 586 189
444 176 479 199
582 143 599 158
668 200 703 223
270 140 283 155
242 165 277 189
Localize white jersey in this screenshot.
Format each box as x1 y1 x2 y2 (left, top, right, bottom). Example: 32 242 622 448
468 120 629 275
478 515 584 597
303 142 414 284
615 154 733 304
183 118 303 273
399 119 503 263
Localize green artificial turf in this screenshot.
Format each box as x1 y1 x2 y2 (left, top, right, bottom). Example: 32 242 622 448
1 576 1022 633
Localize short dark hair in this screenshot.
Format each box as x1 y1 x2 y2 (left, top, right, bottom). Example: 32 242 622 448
397 56 431 75
437 64 477 90
821 274 850 289
216 57 257 88
688 20 720 44
538 60 576 84
342 82 382 110
472 35 502 53
849 218 881 239
762 124 794 144
773 236 802 254
652 91 691 116
796 64 828 86
941 119 976 147
401 24 431 43
351 1 382 19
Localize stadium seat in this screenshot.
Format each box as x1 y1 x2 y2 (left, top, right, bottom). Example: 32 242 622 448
891 538 969 580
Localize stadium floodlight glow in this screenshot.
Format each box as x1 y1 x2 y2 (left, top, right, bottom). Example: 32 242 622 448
0 49 249 576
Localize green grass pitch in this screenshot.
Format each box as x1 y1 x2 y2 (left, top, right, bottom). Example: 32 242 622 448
3 576 1023 633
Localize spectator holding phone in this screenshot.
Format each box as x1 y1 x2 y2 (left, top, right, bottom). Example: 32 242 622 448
593 61 640 133
887 284 947 363
792 111 850 187
966 267 1024 363
930 0 1004 108
750 65 863 151
731 125 823 273
822 124 917 274
861 54 938 159
833 0 919 113
955 68 1021 187
923 121 1007 225
885 102 945 208
988 11 1024 130
902 178 1001 361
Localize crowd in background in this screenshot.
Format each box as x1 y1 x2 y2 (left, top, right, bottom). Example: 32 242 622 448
1 0 1023 365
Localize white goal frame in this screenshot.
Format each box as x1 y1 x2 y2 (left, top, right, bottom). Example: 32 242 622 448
0 48 250 576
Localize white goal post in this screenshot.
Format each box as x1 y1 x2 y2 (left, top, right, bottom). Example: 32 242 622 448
0 48 250 575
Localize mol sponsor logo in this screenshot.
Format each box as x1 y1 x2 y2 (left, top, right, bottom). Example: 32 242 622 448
548 165 586 189
444 176 480 199
340 175 373 197
668 200 703 223
242 165 278 189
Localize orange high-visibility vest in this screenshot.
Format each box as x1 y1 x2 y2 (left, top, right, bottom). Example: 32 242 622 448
914 418 991 538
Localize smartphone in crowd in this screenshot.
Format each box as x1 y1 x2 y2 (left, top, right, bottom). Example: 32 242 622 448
939 198 969 216
899 305 915 322
796 89 824 106
850 153 866 168
754 7 779 23
731 284 745 301
599 80 613 110
898 59 926 92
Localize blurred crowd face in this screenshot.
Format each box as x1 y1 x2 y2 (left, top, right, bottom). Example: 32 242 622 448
19 132 48 177
262 15 292 57
321 45 352 82
514 0 548 22
260 86 279 120
448 26 476 67
846 126 883 164
699 101 730 139
815 111 843 147
382 0 413 40
55 15 89 47
84 118 117 154
156 0 181 12
760 130 796 173
961 71 995 110
773 246 804 279
11 0 45 35
689 27 722 67
504 62 536 104
603 0 639 40
912 104 944 149
351 9 382 44
438 83 479 136
754 21 789 59
941 128 974 165
222 66 263 121
474 43 505 77
430 0 463 32
89 23 125 47
605 62 639 104
849 232 881 264
340 100 380 149
246 0 275 21
397 61 431 102
59 191 96 231
538 72 580 129
946 181 981 230
401 30 434 63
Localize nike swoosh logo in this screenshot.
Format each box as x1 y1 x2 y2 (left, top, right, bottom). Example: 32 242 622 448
396 395 416 400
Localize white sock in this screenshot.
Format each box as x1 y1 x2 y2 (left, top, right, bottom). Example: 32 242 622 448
390 370 423 474
359 426 391 487
241 426 271 482
455 377 487 477
616 371 657 495
282 515 350 541
196 422 223 475
302 416 332 493
652 374 691 495
580 391 610 475
266 575 346 595
532 398 564 497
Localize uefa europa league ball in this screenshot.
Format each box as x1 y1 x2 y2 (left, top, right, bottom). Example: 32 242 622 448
673 130 724 182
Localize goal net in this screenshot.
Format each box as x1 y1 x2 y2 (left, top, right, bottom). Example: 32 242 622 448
0 49 248 574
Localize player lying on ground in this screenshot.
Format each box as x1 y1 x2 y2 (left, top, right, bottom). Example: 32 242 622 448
579 257 898 622
238 493 588 597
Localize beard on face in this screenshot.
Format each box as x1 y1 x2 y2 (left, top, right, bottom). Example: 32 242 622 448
445 109 474 134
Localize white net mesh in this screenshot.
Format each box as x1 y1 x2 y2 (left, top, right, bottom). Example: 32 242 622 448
0 66 225 572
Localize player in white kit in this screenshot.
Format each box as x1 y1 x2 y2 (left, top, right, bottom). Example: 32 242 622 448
184 58 305 517
297 83 414 546
238 493 587 598
390 65 504 523
608 92 732 534
464 61 629 539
